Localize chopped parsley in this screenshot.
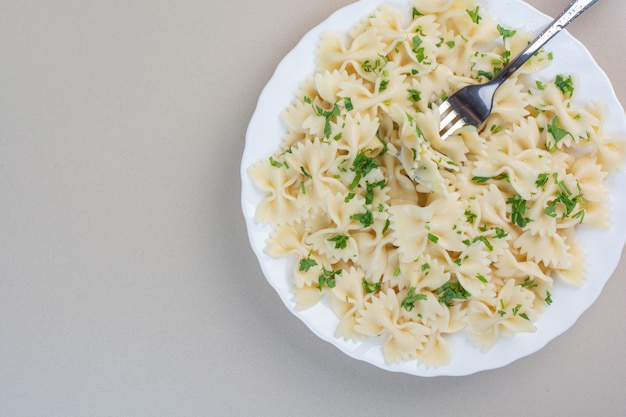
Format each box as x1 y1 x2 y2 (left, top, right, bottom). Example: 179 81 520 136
436 281 471 306
536 173 550 187
350 151 379 189
318 267 341 291
269 156 283 168
507 194 532 228
313 102 341 138
520 277 538 289
466 6 482 24
408 89 422 103
546 115 574 150
328 235 350 249
401 287 428 311
473 235 494 251
299 256 318 272
350 207 374 228
555 74 575 97
543 174 585 223
497 24 517 42
365 179 386 205
344 97 354 111
362 278 381 293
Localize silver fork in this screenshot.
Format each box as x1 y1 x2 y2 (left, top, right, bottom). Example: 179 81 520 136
438 0 599 140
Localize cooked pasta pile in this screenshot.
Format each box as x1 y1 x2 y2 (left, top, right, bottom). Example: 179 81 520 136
248 0 625 366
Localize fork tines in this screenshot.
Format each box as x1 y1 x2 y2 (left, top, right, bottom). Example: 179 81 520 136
438 100 466 141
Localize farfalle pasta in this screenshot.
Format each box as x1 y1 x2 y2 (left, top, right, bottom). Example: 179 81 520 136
248 0 625 366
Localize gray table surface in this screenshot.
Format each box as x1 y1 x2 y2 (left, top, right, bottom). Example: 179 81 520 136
1 0 625 416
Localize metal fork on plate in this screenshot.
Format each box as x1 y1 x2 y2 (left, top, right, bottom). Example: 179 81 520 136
438 0 599 140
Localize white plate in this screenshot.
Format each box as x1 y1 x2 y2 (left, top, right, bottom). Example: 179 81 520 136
240 0 626 376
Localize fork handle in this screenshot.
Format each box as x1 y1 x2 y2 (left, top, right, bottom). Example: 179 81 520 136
493 0 599 83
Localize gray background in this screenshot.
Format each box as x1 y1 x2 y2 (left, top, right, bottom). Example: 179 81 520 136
1 0 625 416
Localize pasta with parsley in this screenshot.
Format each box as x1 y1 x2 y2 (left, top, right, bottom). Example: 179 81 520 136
248 0 625 366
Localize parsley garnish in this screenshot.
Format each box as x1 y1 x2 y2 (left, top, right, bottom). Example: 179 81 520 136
365 179 386 205
520 277 538 289
350 207 374 227
300 166 312 179
473 235 493 251
436 281 471 306
497 24 517 42
543 174 585 223
507 194 533 228
466 6 482 24
465 209 477 224
269 156 283 168
328 235 350 249
555 74 574 97
547 115 573 149
401 287 428 311
408 89 422 103
318 267 341 291
536 173 550 187
362 278 381 293
350 151 379 189
299 256 318 272
344 97 354 111
313 102 341 138
494 227 508 239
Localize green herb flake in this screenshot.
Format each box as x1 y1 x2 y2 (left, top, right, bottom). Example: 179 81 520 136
466 6 482 24
328 235 350 249
401 287 428 311
507 194 533 228
350 207 374 228
465 208 477 224
547 115 573 145
361 278 381 293
472 176 491 183
555 74 574 97
520 277 538 289
350 151 379 189
436 281 471 306
299 256 318 272
494 227 508 239
427 233 439 244
344 97 354 111
269 156 283 168
408 89 422 103
497 24 517 41
300 166 312 179
318 267 341 291
313 102 341 138
536 173 550 187
365 180 386 205
473 235 494 251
